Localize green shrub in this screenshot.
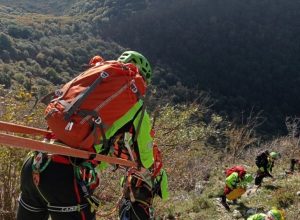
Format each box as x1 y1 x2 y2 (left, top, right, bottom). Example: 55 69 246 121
192 197 211 212
0 72 11 88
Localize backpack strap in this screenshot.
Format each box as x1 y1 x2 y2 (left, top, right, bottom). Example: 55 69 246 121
77 109 109 151
52 64 111 103
63 71 109 121
40 91 56 105
134 103 146 142
51 73 81 103
78 79 139 126
130 81 144 100
132 71 150 142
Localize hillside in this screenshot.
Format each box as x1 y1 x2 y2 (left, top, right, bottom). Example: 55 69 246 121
1 87 300 219
1 1 300 219
0 2 126 100
0 0 77 14
101 0 300 134
1 0 300 134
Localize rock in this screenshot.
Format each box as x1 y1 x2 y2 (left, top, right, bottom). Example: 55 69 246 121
173 194 190 202
296 191 300 196
194 181 205 195
246 208 256 216
232 209 242 219
188 212 197 219
277 173 287 179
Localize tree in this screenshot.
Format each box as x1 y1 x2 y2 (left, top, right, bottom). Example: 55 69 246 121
0 73 11 88
0 86 45 219
0 33 13 50
7 24 32 39
44 67 62 84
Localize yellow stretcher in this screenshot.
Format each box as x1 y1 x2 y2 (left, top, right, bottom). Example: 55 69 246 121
226 187 246 200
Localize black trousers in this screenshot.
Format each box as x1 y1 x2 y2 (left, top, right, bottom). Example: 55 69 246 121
255 172 269 186
16 156 96 220
119 198 151 220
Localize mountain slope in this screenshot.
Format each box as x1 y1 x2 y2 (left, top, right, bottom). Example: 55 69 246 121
0 2 127 100
1 0 300 134
101 0 300 134
0 0 77 14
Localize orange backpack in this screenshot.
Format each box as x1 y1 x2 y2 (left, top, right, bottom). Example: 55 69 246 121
45 61 146 152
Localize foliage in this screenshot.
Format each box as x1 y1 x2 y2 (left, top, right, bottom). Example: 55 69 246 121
224 111 265 163
0 85 45 219
0 32 13 50
0 72 11 88
0 1 300 219
0 84 299 219
0 148 23 220
0 0 299 135
8 24 32 39
0 4 125 95
103 0 300 134
0 0 77 15
272 188 295 208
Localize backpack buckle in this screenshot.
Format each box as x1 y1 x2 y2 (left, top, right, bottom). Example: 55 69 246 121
65 121 74 131
100 72 109 79
55 90 63 97
94 117 102 125
130 82 138 93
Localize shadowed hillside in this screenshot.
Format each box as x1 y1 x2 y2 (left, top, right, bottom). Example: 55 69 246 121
101 0 300 135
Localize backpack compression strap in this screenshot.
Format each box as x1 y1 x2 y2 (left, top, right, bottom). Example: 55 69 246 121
63 71 109 121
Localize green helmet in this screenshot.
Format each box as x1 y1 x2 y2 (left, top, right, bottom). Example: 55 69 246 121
243 174 253 183
270 152 281 160
118 51 152 84
267 209 284 220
